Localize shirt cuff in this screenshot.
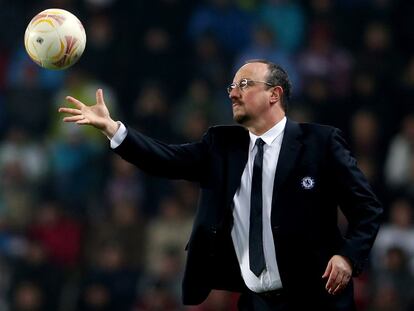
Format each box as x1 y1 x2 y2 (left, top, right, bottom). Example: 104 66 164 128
110 121 128 149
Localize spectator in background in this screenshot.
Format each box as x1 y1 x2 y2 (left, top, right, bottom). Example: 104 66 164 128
355 21 400 94
233 24 301 93
296 76 332 124
138 247 184 304
257 0 305 53
11 281 45 311
349 110 380 160
0 127 48 229
372 198 414 274
348 70 381 115
0 127 48 185
347 68 393 146
0 95 7 135
371 246 414 310
106 155 145 210
84 199 146 270
173 181 200 216
6 47 65 91
298 21 353 98
188 0 253 55
28 200 82 268
8 240 63 311
144 195 192 276
133 279 181 311
178 110 209 142
48 125 102 212
399 57 414 119
78 243 139 311
173 78 224 136
348 110 384 193
384 113 414 193
130 82 177 214
139 26 184 98
81 13 118 85
131 81 175 142
190 32 230 90
367 283 403 311
48 69 118 211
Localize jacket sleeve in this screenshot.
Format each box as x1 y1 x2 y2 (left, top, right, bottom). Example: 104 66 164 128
329 128 383 276
112 125 211 182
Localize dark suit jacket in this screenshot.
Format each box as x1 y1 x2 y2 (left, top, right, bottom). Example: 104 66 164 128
113 119 383 310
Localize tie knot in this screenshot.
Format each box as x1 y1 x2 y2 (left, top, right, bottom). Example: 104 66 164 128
255 138 265 148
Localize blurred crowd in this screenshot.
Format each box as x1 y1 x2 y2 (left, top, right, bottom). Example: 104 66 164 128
0 0 414 310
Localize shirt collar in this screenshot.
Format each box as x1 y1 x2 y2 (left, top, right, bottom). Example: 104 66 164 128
249 117 287 151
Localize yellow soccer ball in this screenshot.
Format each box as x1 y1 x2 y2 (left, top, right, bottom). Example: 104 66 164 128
24 8 86 70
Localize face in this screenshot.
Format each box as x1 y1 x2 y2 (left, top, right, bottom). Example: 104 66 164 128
229 62 273 126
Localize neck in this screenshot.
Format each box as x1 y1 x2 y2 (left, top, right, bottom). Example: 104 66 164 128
247 113 285 136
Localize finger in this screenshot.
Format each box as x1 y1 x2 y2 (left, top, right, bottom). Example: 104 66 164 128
322 261 332 279
66 96 85 109
58 107 82 115
332 274 346 295
96 88 104 105
76 119 90 125
63 115 85 122
325 268 339 293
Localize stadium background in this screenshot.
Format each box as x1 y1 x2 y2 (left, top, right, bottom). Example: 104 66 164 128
1 0 414 310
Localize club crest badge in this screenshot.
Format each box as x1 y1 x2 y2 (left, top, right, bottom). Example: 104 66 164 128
301 176 315 190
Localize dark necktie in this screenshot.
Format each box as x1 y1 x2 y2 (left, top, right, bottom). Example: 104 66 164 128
249 138 266 277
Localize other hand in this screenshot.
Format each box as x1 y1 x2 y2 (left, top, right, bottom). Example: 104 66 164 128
322 255 352 295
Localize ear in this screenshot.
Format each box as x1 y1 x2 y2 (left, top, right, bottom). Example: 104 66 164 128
270 86 283 105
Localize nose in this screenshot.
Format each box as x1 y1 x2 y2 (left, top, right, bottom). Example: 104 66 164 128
228 86 240 99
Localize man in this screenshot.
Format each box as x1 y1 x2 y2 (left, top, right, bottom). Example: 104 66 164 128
59 60 383 310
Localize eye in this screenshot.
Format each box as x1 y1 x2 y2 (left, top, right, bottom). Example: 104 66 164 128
239 79 249 88
227 83 236 94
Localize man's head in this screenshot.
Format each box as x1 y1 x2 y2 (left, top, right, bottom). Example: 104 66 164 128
228 60 291 134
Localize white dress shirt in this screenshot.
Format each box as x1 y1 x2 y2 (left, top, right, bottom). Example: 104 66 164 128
231 117 286 292
110 121 127 149
110 117 287 292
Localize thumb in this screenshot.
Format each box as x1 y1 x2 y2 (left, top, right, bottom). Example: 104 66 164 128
96 88 105 105
322 260 332 278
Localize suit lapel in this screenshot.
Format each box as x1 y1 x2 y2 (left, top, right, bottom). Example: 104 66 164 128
226 129 250 208
271 119 303 224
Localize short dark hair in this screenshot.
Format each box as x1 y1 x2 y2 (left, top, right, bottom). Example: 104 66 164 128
245 59 292 111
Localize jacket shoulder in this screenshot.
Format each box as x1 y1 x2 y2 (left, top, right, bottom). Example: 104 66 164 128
207 125 248 136
296 121 343 142
298 122 337 136
204 125 248 145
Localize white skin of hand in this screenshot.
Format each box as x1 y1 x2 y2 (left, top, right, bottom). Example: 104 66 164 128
322 255 353 295
58 89 119 138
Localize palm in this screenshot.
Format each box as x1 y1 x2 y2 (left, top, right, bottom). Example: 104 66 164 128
82 99 110 129
59 89 111 130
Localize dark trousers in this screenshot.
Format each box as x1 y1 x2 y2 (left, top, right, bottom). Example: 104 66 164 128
238 289 357 311
238 289 289 311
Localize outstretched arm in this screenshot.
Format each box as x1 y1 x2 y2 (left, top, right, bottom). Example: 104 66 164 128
59 88 209 182
58 88 119 138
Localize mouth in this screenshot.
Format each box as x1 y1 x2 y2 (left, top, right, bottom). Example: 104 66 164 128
232 102 242 108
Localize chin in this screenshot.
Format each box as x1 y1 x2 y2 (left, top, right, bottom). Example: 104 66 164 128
233 113 249 125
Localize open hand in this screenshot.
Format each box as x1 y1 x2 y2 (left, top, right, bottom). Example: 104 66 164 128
58 88 119 138
322 255 352 295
